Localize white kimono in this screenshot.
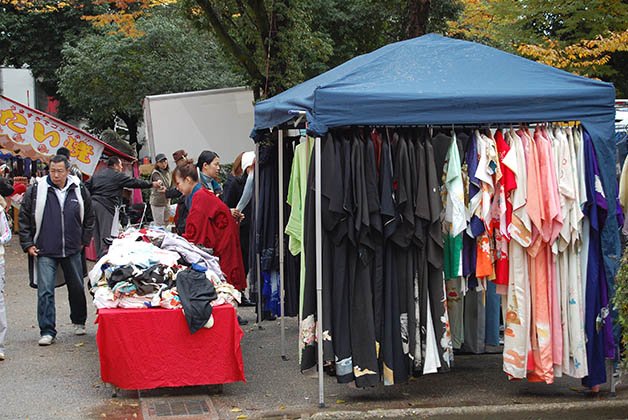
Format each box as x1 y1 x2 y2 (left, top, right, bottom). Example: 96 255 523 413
502 128 532 379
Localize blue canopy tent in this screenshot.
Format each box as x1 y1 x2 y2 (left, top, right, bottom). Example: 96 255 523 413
252 34 621 405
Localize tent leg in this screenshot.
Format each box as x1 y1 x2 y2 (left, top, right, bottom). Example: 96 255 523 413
255 141 263 328
278 129 287 360
314 136 325 408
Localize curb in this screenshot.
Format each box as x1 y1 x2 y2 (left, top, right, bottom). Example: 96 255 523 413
305 398 628 419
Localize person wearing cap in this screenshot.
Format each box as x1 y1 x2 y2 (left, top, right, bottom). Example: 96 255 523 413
166 149 192 235
172 149 188 167
149 153 171 227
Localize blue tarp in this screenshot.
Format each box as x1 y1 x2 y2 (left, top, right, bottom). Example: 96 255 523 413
253 33 620 303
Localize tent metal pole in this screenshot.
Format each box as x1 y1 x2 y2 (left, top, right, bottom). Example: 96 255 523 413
278 129 287 360
314 136 325 408
255 141 263 326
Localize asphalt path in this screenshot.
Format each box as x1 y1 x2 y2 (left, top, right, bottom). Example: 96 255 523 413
0 236 626 420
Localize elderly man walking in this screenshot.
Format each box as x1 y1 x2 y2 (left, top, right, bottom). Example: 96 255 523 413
18 155 95 346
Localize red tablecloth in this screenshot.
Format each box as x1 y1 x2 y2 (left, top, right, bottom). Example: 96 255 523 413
95 304 245 390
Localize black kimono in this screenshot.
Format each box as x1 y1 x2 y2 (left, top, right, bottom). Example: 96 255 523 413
381 130 410 385
425 132 453 371
347 133 379 387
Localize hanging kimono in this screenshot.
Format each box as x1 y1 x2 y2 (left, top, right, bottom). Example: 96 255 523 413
414 133 431 371
539 127 564 374
582 129 614 388
550 127 584 378
285 139 313 325
381 130 409 385
525 127 554 384
474 131 495 280
494 130 516 295
390 131 415 375
370 130 386 362
406 133 420 375
425 132 453 370
300 134 336 373
256 141 282 314
441 132 465 349
321 132 352 383
502 128 532 379
461 132 486 354
475 131 501 346
347 132 380 387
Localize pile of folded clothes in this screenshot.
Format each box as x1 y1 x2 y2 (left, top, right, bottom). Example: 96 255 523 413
89 227 241 312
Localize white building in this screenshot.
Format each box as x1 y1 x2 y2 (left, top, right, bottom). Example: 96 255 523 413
0 67 36 106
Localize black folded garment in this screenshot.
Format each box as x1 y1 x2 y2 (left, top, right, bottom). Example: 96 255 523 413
108 265 137 289
131 264 176 295
108 264 177 295
176 270 217 334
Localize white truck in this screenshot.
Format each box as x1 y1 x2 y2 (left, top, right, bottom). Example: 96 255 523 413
143 87 256 166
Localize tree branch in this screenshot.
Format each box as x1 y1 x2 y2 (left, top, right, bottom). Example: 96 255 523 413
193 0 264 82
245 0 270 49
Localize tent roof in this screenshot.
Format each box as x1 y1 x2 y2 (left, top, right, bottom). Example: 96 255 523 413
252 33 621 304
253 33 615 136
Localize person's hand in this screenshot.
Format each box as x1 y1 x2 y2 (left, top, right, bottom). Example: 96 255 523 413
27 246 39 257
158 187 166 194
231 208 244 223
152 180 163 189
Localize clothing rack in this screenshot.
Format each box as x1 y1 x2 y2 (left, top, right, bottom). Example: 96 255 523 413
349 121 579 130
265 115 618 408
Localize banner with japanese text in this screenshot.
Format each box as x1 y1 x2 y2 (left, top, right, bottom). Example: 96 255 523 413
0 96 104 175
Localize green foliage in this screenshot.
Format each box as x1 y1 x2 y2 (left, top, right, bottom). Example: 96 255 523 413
0 0 102 103
218 162 232 185
513 0 628 43
182 0 460 98
57 7 245 151
450 0 628 96
614 246 628 370
100 128 136 157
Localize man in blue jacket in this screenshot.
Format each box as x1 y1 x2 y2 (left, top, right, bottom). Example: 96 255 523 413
19 155 95 346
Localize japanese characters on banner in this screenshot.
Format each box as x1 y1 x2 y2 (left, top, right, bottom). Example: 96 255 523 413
0 96 105 175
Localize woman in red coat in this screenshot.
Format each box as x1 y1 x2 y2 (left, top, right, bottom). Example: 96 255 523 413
172 163 246 291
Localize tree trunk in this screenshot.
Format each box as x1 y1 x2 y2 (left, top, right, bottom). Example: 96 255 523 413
194 0 265 88
406 0 430 39
118 112 140 157
127 118 140 156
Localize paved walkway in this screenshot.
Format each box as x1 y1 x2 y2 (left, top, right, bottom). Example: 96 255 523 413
0 236 626 420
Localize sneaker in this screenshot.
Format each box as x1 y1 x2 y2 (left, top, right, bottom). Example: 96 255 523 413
38 335 55 346
0 352 4 360
237 315 249 326
73 324 86 336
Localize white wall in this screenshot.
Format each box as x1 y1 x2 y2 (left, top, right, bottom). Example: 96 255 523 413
143 87 255 166
0 67 36 106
